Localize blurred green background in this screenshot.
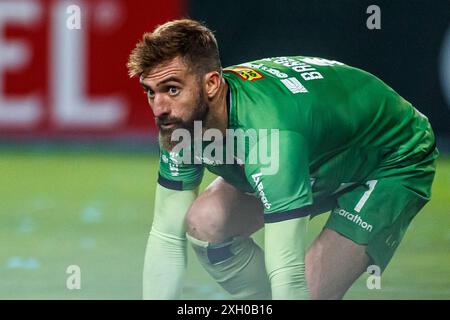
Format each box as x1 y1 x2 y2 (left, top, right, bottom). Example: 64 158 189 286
1 151 449 299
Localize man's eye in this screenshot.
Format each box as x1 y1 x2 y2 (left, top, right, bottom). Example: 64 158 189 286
168 87 180 96
146 90 155 98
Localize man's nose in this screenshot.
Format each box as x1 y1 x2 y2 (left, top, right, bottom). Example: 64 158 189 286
151 94 170 118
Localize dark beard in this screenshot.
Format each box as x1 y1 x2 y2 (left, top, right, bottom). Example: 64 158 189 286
158 90 209 151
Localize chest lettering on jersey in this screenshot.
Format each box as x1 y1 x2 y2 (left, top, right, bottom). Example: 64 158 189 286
272 56 324 81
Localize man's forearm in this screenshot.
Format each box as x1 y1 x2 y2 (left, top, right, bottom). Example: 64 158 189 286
143 184 198 299
143 228 187 299
264 216 310 300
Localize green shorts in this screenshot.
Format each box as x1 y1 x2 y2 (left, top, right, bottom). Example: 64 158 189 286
323 146 438 272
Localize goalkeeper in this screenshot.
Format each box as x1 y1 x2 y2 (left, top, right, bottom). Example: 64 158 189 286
127 19 438 299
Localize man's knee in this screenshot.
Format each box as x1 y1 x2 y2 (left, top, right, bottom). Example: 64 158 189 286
186 177 263 243
186 196 228 243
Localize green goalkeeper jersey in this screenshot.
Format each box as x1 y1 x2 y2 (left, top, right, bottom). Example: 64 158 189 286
158 56 436 222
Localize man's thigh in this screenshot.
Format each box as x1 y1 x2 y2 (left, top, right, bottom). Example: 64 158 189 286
186 177 264 243
305 228 371 300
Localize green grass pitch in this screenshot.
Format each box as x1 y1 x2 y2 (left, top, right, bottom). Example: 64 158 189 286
0 151 449 299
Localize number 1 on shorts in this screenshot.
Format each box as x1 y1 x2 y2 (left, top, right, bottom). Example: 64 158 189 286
354 180 378 213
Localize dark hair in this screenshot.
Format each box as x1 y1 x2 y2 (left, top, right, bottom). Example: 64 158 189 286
127 19 221 78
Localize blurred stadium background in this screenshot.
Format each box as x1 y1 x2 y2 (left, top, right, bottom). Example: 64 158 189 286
0 0 449 299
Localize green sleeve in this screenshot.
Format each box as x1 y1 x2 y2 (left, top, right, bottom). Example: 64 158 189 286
244 131 313 222
264 216 310 299
143 184 198 299
158 147 204 190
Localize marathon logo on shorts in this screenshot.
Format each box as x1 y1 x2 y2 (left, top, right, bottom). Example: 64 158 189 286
334 208 373 232
224 67 265 81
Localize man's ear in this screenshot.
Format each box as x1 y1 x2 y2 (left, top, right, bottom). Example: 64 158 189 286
203 71 221 99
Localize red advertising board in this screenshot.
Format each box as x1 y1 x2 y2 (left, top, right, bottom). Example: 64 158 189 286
0 0 184 137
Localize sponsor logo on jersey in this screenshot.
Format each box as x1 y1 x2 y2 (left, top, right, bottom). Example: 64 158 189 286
334 208 373 232
224 67 265 81
240 62 289 79
251 172 271 210
280 77 308 94
168 151 180 176
194 155 223 166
